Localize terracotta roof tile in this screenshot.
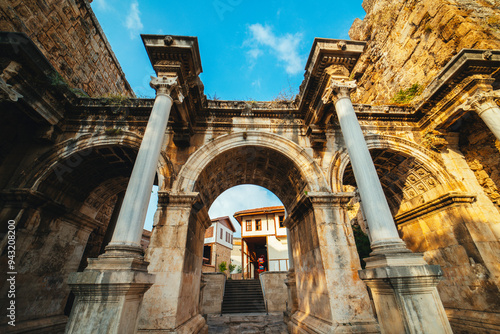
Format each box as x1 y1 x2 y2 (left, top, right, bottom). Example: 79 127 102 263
233 206 285 216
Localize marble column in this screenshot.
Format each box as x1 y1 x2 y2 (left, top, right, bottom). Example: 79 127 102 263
462 89 500 141
323 77 452 334
105 76 182 257
65 76 181 334
326 79 407 255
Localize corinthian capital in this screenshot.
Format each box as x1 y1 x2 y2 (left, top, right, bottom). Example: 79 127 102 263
150 76 184 103
460 89 500 116
322 78 357 104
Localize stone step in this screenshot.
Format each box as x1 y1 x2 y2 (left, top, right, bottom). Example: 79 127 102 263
222 279 266 314
223 293 264 298
207 313 288 334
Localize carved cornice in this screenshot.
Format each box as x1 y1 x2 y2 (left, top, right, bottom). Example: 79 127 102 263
417 75 493 130
157 191 200 208
286 191 354 230
415 49 500 119
308 191 355 206
394 192 476 225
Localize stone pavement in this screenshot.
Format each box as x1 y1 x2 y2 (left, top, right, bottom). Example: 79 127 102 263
207 313 288 334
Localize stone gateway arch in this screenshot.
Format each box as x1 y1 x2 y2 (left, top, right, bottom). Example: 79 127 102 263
1 1 500 334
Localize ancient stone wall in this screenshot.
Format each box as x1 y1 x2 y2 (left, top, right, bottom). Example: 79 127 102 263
398 204 500 332
349 0 500 104
259 271 288 312
0 207 93 332
201 273 226 314
0 0 134 97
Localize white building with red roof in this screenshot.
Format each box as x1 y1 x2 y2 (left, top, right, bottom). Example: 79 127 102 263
233 206 289 279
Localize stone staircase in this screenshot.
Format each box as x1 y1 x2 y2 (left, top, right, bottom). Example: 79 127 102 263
207 313 288 334
221 279 266 314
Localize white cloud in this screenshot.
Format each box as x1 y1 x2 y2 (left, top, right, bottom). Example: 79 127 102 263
208 185 284 238
125 0 143 39
247 48 263 59
246 23 304 75
95 0 109 11
251 79 261 88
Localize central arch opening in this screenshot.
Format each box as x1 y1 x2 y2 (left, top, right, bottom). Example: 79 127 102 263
194 145 307 280
207 184 287 279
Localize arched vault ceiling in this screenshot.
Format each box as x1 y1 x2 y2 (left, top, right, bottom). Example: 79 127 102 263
40 146 138 204
195 146 308 210
343 149 441 214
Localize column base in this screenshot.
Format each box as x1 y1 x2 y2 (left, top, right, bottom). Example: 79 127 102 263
102 243 145 258
65 256 155 334
287 311 380 334
364 250 427 268
360 254 453 334
369 239 411 257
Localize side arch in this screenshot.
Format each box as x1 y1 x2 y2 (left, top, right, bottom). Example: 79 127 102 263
19 131 174 193
330 134 461 193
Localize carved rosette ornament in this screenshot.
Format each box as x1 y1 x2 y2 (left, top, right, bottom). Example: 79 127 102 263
150 76 184 103
461 89 500 116
322 79 357 104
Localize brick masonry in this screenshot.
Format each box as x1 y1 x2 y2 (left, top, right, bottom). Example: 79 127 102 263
0 0 134 97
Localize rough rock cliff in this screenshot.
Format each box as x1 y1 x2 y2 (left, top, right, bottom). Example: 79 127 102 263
349 0 500 104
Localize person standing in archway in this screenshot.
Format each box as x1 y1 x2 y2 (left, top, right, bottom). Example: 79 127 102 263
257 254 266 276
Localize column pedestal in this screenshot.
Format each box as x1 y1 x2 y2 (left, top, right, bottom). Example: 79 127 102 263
65 257 154 334
360 261 453 334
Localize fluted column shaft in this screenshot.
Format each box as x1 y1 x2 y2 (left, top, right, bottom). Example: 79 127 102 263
327 79 406 254
106 76 181 255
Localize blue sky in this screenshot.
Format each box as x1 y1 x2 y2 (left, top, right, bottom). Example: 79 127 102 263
91 0 365 235
91 0 365 100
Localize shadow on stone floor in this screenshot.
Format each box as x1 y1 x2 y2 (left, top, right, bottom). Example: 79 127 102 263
207 312 288 334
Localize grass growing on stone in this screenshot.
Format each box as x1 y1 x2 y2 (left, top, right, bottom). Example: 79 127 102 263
391 83 422 104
